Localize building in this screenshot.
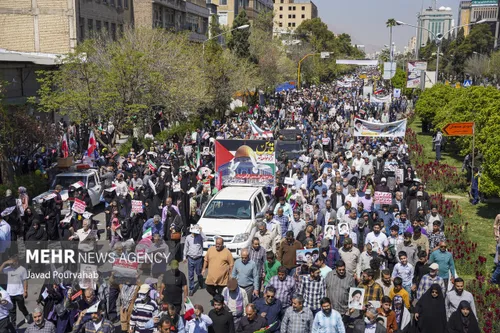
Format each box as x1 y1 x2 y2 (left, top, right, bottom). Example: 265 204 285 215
470 0 498 37
408 36 417 53
353 44 365 53
458 1 473 36
214 0 273 28
134 0 210 42
0 0 134 54
416 6 453 48
273 0 318 32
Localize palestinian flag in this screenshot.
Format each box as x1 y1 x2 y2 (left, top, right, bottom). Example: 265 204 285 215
142 227 152 240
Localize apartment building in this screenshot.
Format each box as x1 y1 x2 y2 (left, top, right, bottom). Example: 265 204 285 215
273 0 318 32
0 0 134 54
134 0 210 42
215 0 273 27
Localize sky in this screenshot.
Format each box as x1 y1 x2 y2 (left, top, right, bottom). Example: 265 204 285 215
312 0 459 53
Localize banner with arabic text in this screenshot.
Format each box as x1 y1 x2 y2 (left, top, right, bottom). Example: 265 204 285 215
353 119 407 138
215 140 276 188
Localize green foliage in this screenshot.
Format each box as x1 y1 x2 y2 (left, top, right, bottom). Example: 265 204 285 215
154 118 204 143
415 85 500 196
390 67 415 98
32 29 208 141
228 10 251 59
414 84 457 123
0 173 49 200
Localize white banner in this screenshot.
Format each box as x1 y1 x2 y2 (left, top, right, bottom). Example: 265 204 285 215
336 59 378 66
354 119 407 138
370 94 392 104
407 61 428 88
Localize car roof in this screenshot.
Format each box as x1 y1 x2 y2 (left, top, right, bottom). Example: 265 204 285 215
215 186 261 201
56 170 95 177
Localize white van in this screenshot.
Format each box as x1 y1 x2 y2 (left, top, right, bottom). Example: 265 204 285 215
198 186 271 258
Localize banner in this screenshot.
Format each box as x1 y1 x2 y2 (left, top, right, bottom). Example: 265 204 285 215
394 89 401 98
353 119 407 138
370 94 392 104
374 191 392 205
215 140 276 188
407 61 427 88
248 119 273 139
336 59 378 66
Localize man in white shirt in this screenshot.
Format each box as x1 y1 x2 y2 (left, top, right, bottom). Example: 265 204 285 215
365 223 389 258
0 254 29 327
70 219 97 253
0 287 14 331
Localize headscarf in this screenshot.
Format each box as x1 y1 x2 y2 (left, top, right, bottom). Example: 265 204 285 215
415 283 447 333
392 295 403 327
447 300 481 333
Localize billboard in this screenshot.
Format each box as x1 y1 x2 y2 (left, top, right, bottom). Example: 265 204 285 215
406 61 428 88
215 140 276 188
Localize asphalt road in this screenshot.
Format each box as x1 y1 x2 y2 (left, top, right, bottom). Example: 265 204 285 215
15 205 215 331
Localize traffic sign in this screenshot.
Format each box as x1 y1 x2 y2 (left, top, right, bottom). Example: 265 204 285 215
442 122 474 136
463 80 472 87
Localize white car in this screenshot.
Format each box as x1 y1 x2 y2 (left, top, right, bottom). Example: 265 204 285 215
32 168 103 217
198 186 271 258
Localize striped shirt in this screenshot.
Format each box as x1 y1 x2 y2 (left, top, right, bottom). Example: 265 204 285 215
130 299 159 333
298 276 326 311
72 319 114 333
416 274 445 300
280 307 314 333
268 275 296 308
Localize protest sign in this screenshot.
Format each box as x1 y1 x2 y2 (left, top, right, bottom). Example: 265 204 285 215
131 200 143 213
374 191 392 205
72 198 86 214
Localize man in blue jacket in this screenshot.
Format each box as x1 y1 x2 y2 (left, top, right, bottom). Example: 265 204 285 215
254 286 282 332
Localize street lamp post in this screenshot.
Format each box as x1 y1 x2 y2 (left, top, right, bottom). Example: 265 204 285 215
396 19 486 84
202 24 250 56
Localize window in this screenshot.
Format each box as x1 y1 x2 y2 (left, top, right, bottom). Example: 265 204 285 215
203 200 251 220
109 0 115 5
301 14 305 18
111 23 116 40
288 14 291 18
218 12 228 25
279 22 282 27
292 22 296 27
292 6 296 10
256 193 265 211
104 21 109 32
279 6 282 10
280 0 284 3
124 0 128 8
253 200 260 217
279 14 283 18
88 19 93 34
79 17 85 41
288 22 292 27
88 176 96 189
220 0 227 5
288 6 291 10
96 20 101 32
302 6 305 10
292 14 295 18
117 0 122 7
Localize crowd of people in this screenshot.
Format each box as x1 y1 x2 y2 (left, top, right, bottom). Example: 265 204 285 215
0 69 492 333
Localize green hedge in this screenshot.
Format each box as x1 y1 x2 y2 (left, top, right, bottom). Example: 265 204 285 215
0 173 49 200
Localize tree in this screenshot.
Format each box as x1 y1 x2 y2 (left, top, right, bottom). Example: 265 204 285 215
0 103 57 184
386 18 397 60
464 54 490 83
228 10 251 59
33 29 208 144
488 50 500 82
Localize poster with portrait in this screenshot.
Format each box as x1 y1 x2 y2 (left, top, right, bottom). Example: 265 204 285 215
348 287 365 310
324 225 336 240
338 222 350 236
296 248 320 265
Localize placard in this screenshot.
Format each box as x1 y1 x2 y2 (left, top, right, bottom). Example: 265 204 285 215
303 204 313 220
324 225 336 239
131 200 143 213
348 287 365 310
113 259 139 278
72 198 87 214
284 177 295 186
374 191 392 205
183 145 193 156
296 248 319 265
202 147 210 155
71 181 85 189
395 168 404 184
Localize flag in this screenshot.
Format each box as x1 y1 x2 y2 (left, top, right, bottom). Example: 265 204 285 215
87 130 97 158
184 298 195 321
195 147 201 168
142 227 152 240
254 322 278 333
61 134 69 158
248 119 273 139
148 161 157 172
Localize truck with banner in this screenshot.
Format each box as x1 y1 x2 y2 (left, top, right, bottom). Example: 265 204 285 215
215 140 276 189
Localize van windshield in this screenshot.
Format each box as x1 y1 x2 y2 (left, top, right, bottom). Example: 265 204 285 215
51 176 87 190
203 200 251 219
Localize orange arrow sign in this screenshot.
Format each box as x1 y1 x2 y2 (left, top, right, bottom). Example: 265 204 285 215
442 122 474 136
